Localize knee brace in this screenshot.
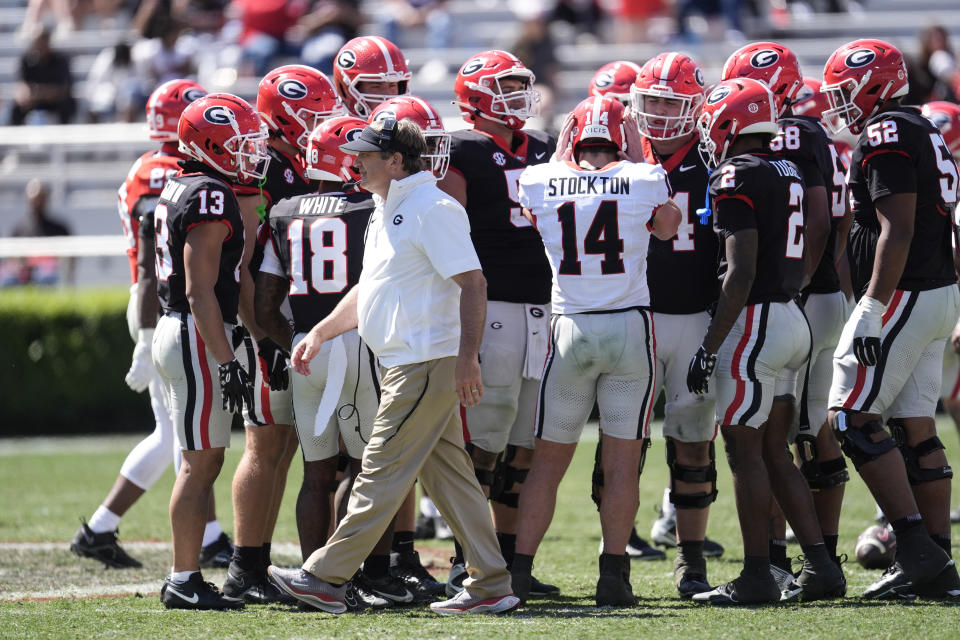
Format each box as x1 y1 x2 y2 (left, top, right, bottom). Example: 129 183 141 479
795 434 849 491
638 438 651 477
666 439 718 509
490 445 529 508
591 439 604 511
465 442 497 491
832 411 897 470
888 419 954 485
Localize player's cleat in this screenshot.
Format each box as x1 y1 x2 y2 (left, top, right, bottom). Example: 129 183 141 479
413 514 436 539
863 534 952 600
595 553 638 607
161 573 244 610
70 519 142 569
950 507 960 524
692 574 781 606
429 590 520 615
908 562 960 600
674 555 711 599
795 556 846 600
769 563 802 601
222 563 295 605
353 569 414 604
267 566 349 613
529 575 560 597
345 573 392 610
624 528 666 561
511 567 532 603
390 550 446 602
445 562 468 596
198 532 234 569
861 563 918 600
650 513 725 558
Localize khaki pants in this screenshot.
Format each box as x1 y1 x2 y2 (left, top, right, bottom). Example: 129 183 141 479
303 356 512 598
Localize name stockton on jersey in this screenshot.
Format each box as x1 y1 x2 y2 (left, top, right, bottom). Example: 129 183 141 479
547 175 631 197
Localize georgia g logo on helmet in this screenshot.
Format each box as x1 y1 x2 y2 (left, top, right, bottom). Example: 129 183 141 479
277 79 308 100
694 68 705 87
594 72 614 89
372 110 397 125
182 88 205 103
203 105 234 125
707 85 731 105
461 58 485 76
344 127 364 142
337 49 357 69
750 50 780 69
845 49 877 68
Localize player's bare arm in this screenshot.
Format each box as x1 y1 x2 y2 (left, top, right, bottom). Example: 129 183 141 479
802 185 830 289
290 286 360 376
452 269 487 408
702 229 758 354
235 194 269 340
184 222 235 364
436 169 468 207
865 192 916 305
135 229 159 330
254 271 294 350
650 200 683 241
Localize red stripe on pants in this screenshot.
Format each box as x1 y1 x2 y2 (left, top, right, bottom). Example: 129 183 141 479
194 327 212 449
722 305 755 426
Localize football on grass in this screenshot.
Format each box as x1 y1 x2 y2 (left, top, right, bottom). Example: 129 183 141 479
855 525 896 569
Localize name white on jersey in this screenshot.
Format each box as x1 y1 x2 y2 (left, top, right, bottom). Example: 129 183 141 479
519 160 670 314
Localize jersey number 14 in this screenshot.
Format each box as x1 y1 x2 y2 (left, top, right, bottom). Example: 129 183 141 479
557 200 625 275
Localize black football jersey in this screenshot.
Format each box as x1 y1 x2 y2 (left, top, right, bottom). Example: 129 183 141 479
448 128 554 304
710 152 806 305
266 190 373 333
771 115 846 294
156 169 245 323
641 136 720 314
847 107 958 297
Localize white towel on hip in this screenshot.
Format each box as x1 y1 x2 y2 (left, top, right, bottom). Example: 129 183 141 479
314 334 348 437
522 303 550 379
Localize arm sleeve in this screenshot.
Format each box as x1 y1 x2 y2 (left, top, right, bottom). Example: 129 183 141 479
418 200 483 280
517 165 544 213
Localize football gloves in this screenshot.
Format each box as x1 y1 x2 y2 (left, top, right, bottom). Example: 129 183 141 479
257 337 289 391
124 328 155 393
851 295 885 367
687 345 717 395
219 358 253 414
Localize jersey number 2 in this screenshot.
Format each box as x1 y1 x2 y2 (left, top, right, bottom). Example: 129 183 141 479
287 217 348 295
557 200 625 275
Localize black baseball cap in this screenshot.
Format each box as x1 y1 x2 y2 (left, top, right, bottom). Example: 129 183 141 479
339 117 420 157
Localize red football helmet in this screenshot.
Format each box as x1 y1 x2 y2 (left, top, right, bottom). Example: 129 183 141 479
333 36 411 119
258 65 345 151
146 79 206 141
570 96 627 156
178 93 270 181
721 42 803 117
589 60 642 105
821 39 909 135
922 101 960 160
791 77 830 119
304 115 367 183
454 50 541 130
630 52 706 141
369 95 451 179
697 78 779 168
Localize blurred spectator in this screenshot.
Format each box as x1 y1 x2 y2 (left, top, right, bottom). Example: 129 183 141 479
132 18 196 92
511 4 558 127
608 0 668 44
232 0 308 76
905 24 960 105
85 42 144 123
10 27 76 125
1 180 74 287
297 0 364 73
375 0 451 50
674 0 745 44
22 0 129 36
552 0 603 41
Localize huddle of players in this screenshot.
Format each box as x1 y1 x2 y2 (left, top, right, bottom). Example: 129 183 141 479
107 29 960 611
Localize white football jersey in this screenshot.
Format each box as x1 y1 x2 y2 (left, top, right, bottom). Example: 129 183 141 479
519 160 670 314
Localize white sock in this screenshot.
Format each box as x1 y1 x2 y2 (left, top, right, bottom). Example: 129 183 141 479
661 487 676 520
202 519 224 547
420 496 440 518
88 506 121 534
170 569 198 584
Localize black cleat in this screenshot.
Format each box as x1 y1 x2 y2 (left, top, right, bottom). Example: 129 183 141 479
390 551 446 602
354 569 414 604
223 563 296 605
198 533 233 569
910 562 960 600
595 553 637 607
692 573 781 606
675 555 711 599
624 528 666 561
344 579 391 611
161 572 244 610
864 534 952 600
796 557 846 601
528 574 560 597
70 519 142 569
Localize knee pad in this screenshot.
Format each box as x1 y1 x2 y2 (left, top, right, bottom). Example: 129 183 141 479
832 411 897 470
591 439 604 511
666 439 718 509
490 446 529 508
795 434 849 491
465 442 497 491
888 420 954 485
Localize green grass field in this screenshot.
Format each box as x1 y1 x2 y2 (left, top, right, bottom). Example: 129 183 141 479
1 422 959 639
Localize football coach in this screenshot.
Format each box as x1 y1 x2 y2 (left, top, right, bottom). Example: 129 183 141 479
269 117 520 615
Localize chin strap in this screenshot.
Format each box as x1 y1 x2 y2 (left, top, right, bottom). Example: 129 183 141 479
255 175 268 222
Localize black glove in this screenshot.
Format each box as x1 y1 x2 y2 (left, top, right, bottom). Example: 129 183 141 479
257 337 289 391
219 358 253 414
687 345 717 395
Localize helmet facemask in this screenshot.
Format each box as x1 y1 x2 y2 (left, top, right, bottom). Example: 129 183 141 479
821 78 865 134
632 87 701 140
423 129 451 179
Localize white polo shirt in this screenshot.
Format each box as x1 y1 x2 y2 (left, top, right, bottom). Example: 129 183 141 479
357 171 482 368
